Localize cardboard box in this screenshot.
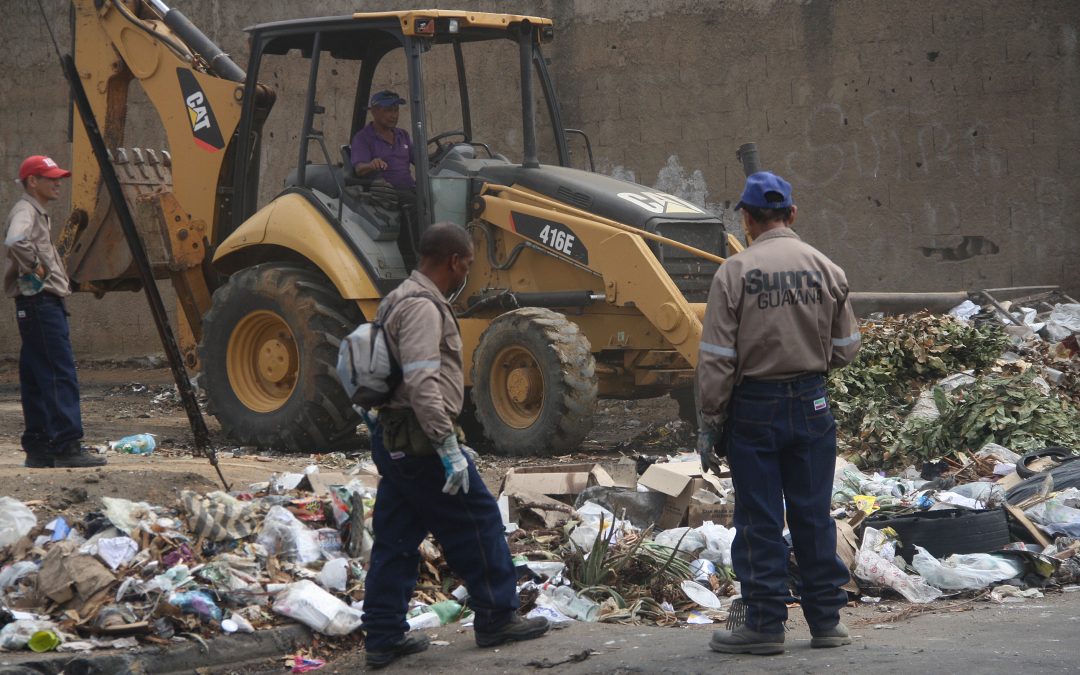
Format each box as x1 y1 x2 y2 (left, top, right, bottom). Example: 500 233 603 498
638 461 727 529
688 499 734 528
501 463 614 502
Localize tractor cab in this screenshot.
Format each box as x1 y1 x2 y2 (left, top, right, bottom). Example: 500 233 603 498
230 12 569 290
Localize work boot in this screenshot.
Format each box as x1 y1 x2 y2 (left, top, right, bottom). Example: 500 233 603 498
475 614 551 648
365 633 430 670
23 452 54 469
709 626 785 655
52 444 107 468
810 622 852 648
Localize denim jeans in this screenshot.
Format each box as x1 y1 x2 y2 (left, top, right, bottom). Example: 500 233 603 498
361 418 518 650
724 374 849 634
14 293 83 455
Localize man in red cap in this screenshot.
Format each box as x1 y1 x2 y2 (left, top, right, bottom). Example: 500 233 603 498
3 155 106 468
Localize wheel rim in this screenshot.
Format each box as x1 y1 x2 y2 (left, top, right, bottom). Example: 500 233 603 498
489 345 544 429
227 310 299 413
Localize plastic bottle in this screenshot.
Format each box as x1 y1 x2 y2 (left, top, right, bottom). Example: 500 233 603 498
111 433 156 455
406 611 441 631
550 586 600 622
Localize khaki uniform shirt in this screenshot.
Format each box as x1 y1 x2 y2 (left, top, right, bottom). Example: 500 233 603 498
382 270 464 443
697 228 861 430
3 195 71 298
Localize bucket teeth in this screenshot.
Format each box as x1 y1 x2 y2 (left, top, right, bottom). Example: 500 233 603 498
107 147 172 187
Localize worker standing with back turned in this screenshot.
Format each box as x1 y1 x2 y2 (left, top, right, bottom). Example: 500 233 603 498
360 223 549 670
3 155 106 470
696 171 861 655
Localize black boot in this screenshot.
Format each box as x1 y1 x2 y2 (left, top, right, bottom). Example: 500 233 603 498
475 615 550 648
23 452 54 468
365 633 429 670
52 443 107 468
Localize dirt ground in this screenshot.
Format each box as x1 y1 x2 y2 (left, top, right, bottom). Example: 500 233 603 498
0 362 688 522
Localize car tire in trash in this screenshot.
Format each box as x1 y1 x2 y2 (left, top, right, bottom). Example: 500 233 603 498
1015 447 1078 479
865 508 1011 563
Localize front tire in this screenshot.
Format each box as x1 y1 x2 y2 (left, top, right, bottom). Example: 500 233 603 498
199 264 362 450
471 308 597 456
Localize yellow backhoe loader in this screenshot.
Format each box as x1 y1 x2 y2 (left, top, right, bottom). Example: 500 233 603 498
61 1 739 455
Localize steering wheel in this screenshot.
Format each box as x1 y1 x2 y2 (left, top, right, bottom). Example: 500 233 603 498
427 130 468 164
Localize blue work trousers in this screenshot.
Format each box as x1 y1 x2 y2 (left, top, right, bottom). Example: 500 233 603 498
725 374 849 634
362 420 518 650
14 293 83 454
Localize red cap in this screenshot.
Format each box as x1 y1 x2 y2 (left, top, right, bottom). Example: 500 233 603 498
18 155 71 181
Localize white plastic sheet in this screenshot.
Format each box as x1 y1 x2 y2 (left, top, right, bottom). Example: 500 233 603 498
911 547 1023 591
272 579 363 635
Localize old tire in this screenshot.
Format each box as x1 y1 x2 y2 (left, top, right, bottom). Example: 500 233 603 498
865 507 1011 564
471 308 597 456
199 264 363 450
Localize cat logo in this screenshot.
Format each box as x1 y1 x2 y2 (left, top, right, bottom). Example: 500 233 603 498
177 69 224 152
616 191 705 215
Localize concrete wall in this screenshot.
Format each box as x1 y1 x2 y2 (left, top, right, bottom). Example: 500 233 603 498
2 0 1078 358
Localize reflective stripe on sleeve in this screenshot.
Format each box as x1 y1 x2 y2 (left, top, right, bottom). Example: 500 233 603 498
832 331 861 347
699 341 737 359
402 359 440 373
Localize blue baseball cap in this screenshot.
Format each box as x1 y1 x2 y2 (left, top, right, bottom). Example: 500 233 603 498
735 171 793 210
368 90 406 108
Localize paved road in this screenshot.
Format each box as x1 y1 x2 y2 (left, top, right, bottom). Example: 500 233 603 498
299 592 1080 674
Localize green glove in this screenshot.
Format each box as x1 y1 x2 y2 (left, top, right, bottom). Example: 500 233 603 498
435 434 470 495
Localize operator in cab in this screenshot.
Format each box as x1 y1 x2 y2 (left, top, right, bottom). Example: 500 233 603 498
696 172 861 656
360 223 549 669
350 90 416 190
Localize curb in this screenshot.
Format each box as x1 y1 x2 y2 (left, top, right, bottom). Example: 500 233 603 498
0 624 313 674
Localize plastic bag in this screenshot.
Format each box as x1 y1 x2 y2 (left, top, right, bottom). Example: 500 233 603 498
0 498 37 549
911 546 1023 590
0 620 53 650
854 528 942 603
946 482 1005 508
110 433 156 455
0 561 39 590
272 579 363 635
316 558 349 592
653 528 707 556
694 522 735 568
257 506 322 564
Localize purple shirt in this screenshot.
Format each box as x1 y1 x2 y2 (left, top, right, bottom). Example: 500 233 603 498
350 124 416 189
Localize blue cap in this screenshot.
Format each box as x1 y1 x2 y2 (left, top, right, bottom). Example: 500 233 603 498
736 171 793 210
369 90 406 108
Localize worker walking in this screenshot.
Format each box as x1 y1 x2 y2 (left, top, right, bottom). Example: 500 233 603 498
696 172 860 655
3 155 106 469
360 223 549 669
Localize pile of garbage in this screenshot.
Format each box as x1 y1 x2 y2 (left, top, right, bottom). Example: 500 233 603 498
0 466 380 655
833 441 1080 604
831 297 1080 469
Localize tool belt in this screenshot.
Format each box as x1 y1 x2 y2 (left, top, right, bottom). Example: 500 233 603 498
379 407 464 457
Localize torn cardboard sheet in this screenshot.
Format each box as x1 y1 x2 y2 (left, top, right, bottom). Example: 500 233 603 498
501 463 615 502
638 461 728 529
38 541 115 611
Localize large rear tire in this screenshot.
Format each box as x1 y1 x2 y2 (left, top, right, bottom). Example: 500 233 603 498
471 308 597 456
199 264 363 450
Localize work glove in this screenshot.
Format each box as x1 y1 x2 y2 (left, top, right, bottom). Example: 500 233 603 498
435 434 471 495
697 425 725 476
